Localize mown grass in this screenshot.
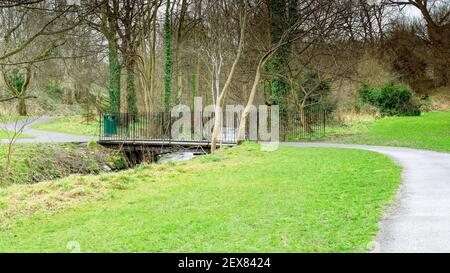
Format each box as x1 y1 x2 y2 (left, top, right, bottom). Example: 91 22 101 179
326 111 450 152
0 130 32 139
0 143 401 252
31 116 99 136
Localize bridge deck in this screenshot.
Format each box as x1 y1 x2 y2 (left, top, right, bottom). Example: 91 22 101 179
98 139 236 147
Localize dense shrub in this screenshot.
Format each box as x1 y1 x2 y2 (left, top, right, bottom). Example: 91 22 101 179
359 83 420 116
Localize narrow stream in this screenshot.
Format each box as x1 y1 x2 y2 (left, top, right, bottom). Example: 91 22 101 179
157 152 195 164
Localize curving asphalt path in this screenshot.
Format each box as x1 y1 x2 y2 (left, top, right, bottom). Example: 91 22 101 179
0 116 96 144
284 142 450 253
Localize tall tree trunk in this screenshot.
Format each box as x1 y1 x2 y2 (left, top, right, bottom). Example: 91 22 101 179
299 105 312 132
108 42 121 113
176 73 183 104
194 56 200 110
163 0 173 112
191 72 196 111
137 32 150 113
174 0 188 105
265 0 291 112
290 81 312 133
150 2 158 111
140 43 150 113
192 0 202 111
126 62 138 115
210 62 215 106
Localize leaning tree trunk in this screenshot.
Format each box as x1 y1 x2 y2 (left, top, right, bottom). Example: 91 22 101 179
237 62 262 143
237 21 303 143
237 51 278 143
210 4 246 153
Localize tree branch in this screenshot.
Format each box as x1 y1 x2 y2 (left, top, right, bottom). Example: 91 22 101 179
0 95 37 103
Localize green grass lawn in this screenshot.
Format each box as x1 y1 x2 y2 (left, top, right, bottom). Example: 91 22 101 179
31 116 99 136
0 143 401 252
0 130 32 139
0 130 8 138
326 111 450 152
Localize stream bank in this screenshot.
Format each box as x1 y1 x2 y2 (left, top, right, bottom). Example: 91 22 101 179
0 142 126 186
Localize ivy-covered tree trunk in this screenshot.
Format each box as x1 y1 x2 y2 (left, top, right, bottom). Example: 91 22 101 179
265 0 295 112
150 2 158 112
108 42 121 113
163 0 173 113
126 63 138 115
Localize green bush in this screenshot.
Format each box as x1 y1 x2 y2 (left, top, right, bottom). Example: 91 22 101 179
47 80 65 97
359 83 420 116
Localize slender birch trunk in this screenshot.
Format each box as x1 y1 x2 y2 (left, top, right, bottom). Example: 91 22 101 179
210 5 246 153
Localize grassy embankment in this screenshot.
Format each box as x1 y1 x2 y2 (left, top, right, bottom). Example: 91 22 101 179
31 116 99 136
0 143 400 252
0 143 125 186
326 111 450 152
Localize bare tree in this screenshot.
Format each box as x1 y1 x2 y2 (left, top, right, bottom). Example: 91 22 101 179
236 34 296 143
210 0 246 153
237 0 336 142
0 2 80 63
0 114 36 179
389 0 450 86
0 1 86 115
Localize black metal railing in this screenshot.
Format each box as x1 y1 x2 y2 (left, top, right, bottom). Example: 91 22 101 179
280 109 327 141
99 109 327 144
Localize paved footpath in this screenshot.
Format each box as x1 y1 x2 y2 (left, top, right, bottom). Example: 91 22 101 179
284 142 450 253
0 116 96 144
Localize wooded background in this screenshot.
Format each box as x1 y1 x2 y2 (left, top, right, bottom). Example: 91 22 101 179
0 0 449 120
